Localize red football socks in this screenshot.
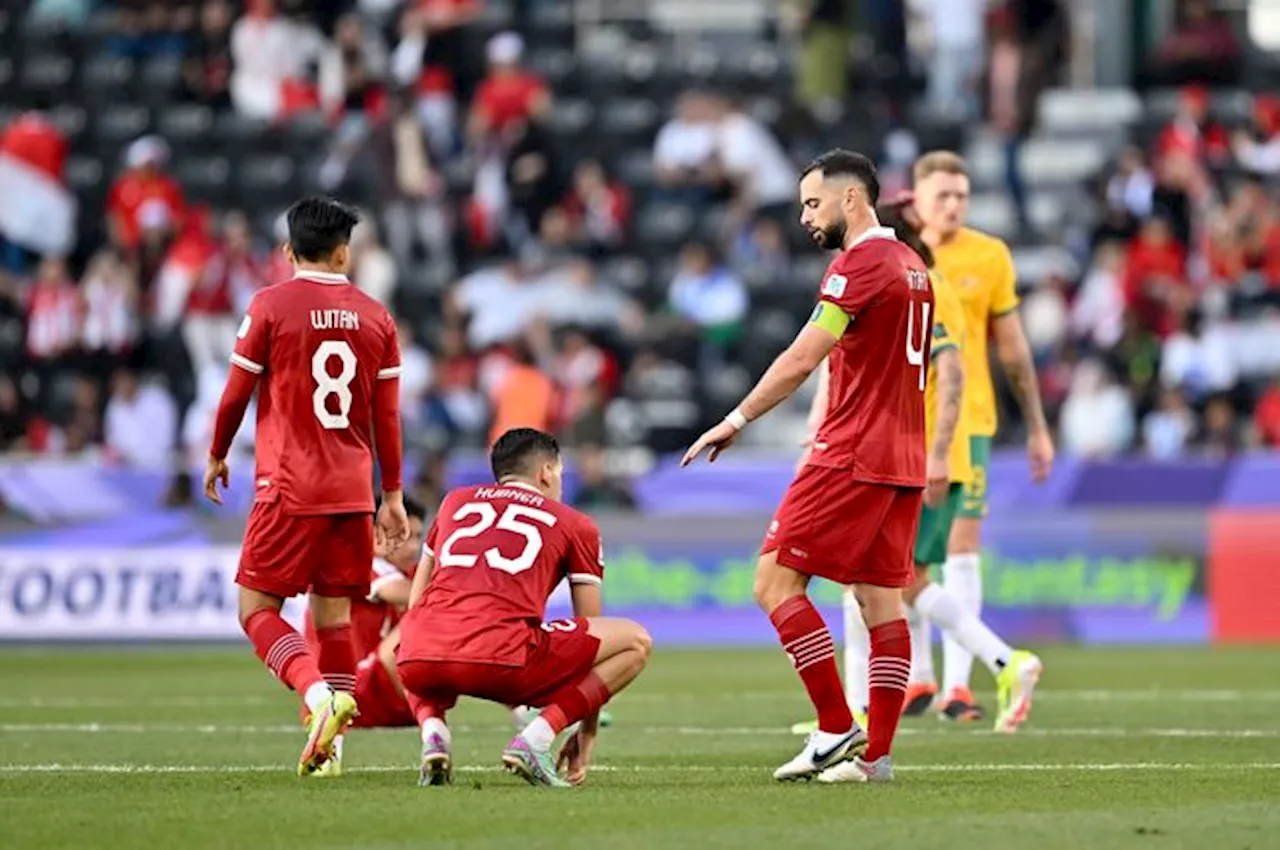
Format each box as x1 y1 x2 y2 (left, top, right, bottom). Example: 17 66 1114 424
243 609 324 694
316 624 356 694
540 671 612 734
770 595 854 733
865 618 911 761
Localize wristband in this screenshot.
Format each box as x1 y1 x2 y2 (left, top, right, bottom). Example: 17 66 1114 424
725 408 748 431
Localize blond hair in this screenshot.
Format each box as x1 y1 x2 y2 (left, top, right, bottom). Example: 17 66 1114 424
913 151 969 183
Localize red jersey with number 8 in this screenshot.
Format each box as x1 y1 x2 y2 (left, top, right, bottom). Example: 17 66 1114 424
398 482 605 667
231 271 400 515
809 227 933 487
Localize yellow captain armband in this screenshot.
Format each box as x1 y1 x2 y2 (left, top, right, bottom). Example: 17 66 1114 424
809 301 851 338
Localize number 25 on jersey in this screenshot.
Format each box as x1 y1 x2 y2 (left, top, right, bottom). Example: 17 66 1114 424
438 502 557 575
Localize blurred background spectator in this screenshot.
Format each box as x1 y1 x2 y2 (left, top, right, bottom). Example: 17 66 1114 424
0 0 1278 516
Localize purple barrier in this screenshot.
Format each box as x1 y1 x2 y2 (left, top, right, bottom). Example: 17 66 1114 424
2 451 1277 527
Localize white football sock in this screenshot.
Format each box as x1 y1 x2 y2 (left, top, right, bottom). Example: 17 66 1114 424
303 681 334 713
841 588 869 713
941 552 982 693
915 582 1011 677
331 734 344 761
520 716 557 751
421 717 450 746
906 597 935 685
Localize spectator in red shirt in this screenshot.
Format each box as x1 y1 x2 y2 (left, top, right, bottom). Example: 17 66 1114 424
1123 216 1188 338
467 32 550 148
214 211 267 313
80 248 141 379
25 257 82 414
561 160 631 255
1253 376 1280 447
106 136 186 254
25 256 81 362
1156 86 1231 166
180 210 260 377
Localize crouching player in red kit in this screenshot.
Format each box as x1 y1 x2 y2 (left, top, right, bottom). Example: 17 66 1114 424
683 150 932 783
205 197 411 777
397 428 652 788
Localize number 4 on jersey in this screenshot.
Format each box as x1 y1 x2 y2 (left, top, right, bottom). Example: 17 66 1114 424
905 299 932 392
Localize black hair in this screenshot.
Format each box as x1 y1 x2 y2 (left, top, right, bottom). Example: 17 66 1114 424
402 494 427 523
490 428 560 482
801 149 880 206
876 202 934 268
286 196 360 262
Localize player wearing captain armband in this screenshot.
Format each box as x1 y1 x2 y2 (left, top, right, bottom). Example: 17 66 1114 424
205 196 411 778
683 150 933 783
912 152 1054 721
791 197 1043 748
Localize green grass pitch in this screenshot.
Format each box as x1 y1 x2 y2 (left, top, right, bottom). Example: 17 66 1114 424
2 645 1279 850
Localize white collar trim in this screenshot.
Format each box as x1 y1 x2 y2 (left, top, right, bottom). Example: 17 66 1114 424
847 226 898 249
294 270 350 285
497 480 542 494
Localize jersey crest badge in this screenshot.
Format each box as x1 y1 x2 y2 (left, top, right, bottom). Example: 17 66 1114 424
822 274 847 298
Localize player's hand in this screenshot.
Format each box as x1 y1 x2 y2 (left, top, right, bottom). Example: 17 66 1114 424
680 420 740 467
203 456 230 505
1026 429 1055 484
376 493 411 550
925 454 949 508
556 726 595 786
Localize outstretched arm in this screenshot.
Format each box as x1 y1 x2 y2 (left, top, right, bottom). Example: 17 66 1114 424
736 322 839 423
682 310 842 467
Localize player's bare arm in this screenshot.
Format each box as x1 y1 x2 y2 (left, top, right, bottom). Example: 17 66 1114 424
408 550 436 609
992 312 1055 482
370 575 412 611
927 347 963 507
204 350 261 504
682 323 837 466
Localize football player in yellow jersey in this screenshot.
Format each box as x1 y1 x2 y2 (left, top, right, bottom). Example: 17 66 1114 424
912 151 1054 721
792 200 1043 740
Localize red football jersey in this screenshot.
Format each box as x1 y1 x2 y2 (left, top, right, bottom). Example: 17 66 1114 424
398 482 605 667
231 270 400 515
808 227 933 487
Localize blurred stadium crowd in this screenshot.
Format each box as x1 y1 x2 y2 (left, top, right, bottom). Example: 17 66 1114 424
0 0 1278 500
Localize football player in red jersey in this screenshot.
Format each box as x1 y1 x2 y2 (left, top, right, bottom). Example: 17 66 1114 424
397 428 652 788
301 496 427 745
204 197 411 777
683 150 931 783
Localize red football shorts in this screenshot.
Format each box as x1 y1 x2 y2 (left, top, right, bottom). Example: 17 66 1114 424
350 651 414 728
397 618 601 710
762 465 922 588
237 500 373 599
